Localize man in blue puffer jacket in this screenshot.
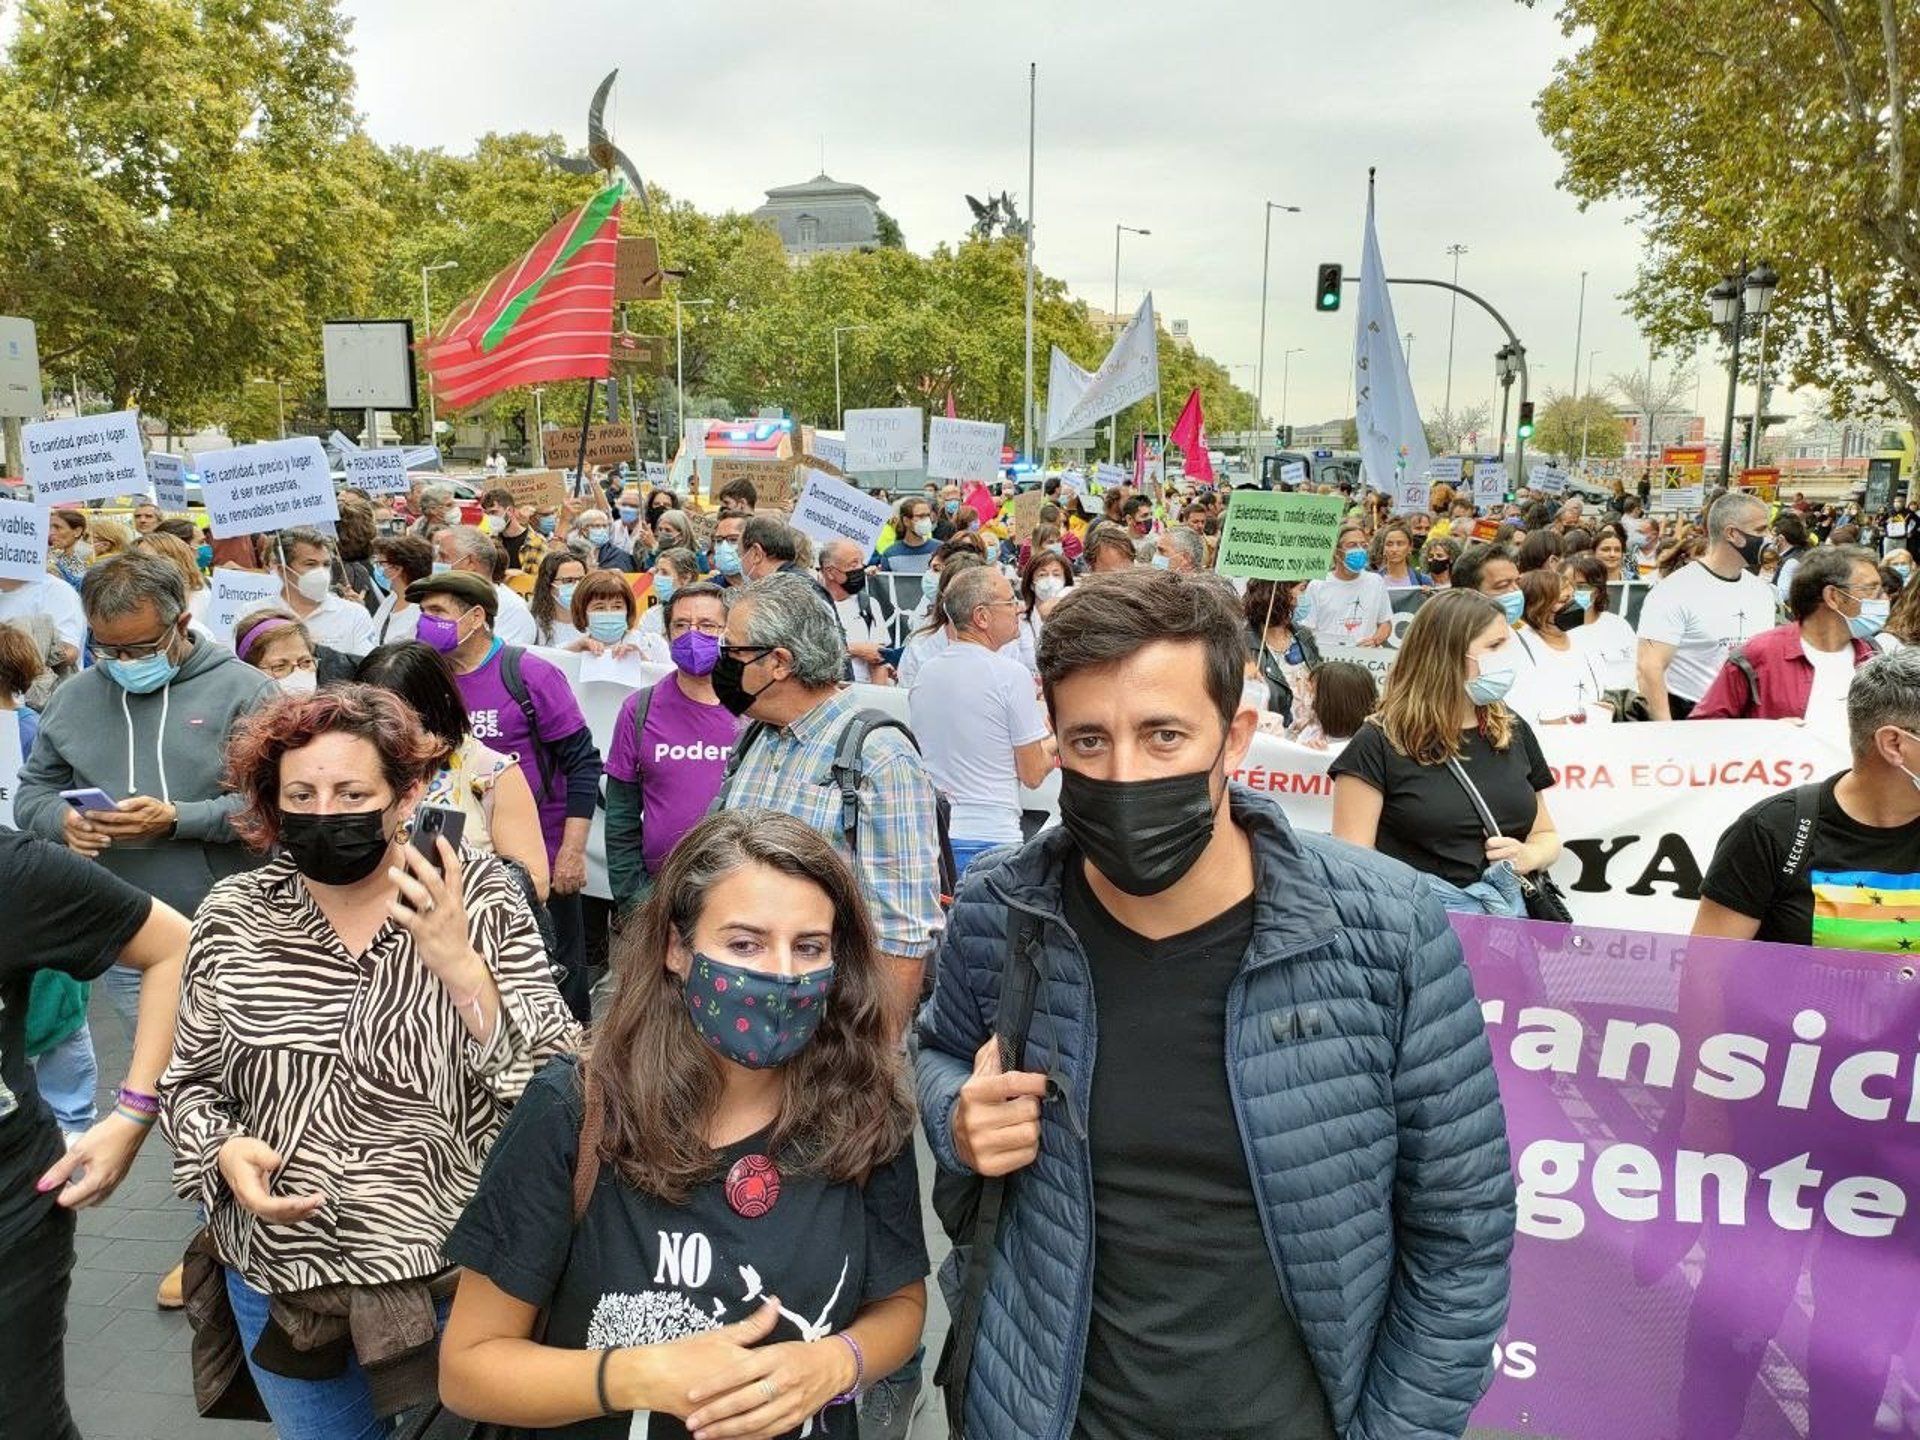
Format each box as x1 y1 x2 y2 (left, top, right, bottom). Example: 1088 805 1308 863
917 567 1515 1440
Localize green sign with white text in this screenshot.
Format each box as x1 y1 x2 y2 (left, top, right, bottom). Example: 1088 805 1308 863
1215 489 1347 581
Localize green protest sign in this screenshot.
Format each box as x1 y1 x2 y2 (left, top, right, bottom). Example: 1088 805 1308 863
1215 489 1348 580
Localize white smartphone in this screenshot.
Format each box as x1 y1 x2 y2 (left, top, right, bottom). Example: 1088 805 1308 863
61 787 118 814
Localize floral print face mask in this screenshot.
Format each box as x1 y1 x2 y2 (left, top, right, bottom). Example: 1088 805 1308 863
682 952 834 1068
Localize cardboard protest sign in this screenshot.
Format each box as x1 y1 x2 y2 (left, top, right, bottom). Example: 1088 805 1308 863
711 457 795 513
0 501 50 584
207 566 287 636
195 436 337 539
147 452 189 512
1215 489 1347 581
843 408 924 472
541 424 637 470
926 418 1006 483
792 451 848 480
1011 488 1043 539
506 469 569 513
792 469 892 554
1473 460 1508 512
343 449 410 497
23 409 146 506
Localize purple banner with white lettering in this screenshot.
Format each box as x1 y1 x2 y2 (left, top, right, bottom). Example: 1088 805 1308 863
1457 916 1920 1440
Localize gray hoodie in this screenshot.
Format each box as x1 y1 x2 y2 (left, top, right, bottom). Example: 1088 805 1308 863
17 636 275 916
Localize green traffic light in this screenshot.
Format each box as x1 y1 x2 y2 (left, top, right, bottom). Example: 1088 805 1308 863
1320 294 1337 309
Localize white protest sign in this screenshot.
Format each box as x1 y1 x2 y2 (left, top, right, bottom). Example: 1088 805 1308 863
0 501 50 584
22 409 146 506
1530 464 1568 496
643 461 669 487
809 434 847 472
207 567 287 637
1092 462 1127 491
1280 460 1308 486
926 418 1006 483
343 448 410 496
147 452 189 512
1394 474 1432 513
196 436 338 539
792 469 893 555
1474 461 1508 512
1426 456 1464 488
843 408 924 472
0 708 19 829
1057 471 1083 506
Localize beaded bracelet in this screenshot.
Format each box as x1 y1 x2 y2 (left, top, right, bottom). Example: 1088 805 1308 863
828 1332 864 1406
116 1086 159 1116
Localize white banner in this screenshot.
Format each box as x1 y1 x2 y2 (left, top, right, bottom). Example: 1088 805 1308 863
343 448 410 496
1091 462 1126 492
1045 346 1094 450
0 707 19 829
207 566 287 637
1474 460 1508 512
0 501 49 584
147 452 189 512
808 435 847 472
195 436 338 539
792 469 892 555
1280 460 1308 487
1353 188 1430 496
843 408 924 473
1046 293 1160 444
926 418 1006 483
1530 464 1568 496
23 409 147 506
1395 475 1431 513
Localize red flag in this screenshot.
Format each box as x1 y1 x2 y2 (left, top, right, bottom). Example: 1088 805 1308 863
1132 430 1147 488
1170 387 1213 484
421 183 623 412
945 391 958 420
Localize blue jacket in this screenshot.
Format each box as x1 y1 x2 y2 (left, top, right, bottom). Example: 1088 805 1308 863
915 787 1515 1440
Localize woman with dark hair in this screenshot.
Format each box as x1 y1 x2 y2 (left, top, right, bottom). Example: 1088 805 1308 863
1331 588 1561 915
333 497 381 611
356 641 550 897
1017 548 1073 673
1422 534 1463 588
1295 659 1377 752
1243 578 1321 732
1369 521 1429 588
1515 528 1563 574
371 533 435 646
1511 569 1608 724
531 548 591 649
640 546 703 642
1566 553 1639 695
564 570 671 664
439 810 929 1439
160 685 578 1437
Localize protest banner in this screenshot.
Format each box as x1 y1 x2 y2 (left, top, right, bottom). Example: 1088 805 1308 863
506 469 568 513
1739 466 1781 502
1216 490 1347 581
793 450 848 481
195 436 338 538
1315 641 1398 684
926 417 1005 482
810 434 847 472
0 501 49 584
843 408 924 472
1474 460 1508 512
1395 474 1431 513
792 469 892 554
1091 462 1127 491
0 707 18 829
1531 464 1569 495
22 409 146 506
147 452 189 512
1427 455 1464 490
540 423 637 469
1046 294 1159 442
342 448 410 496
1279 460 1308 487
1659 444 1707 513
1459 912 1920 1440
207 566 287 635
711 456 795 512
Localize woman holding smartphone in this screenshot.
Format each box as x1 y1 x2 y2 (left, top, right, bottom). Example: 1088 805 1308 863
439 810 928 1440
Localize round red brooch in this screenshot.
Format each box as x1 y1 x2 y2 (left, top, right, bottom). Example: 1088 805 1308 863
725 1153 782 1218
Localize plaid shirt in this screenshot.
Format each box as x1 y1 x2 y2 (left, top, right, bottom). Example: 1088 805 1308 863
718 688 944 958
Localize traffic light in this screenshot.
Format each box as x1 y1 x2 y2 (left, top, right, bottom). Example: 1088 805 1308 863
643 407 660 440
1315 263 1343 312
1517 401 1536 441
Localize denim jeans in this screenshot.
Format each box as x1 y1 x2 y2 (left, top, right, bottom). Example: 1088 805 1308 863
950 837 1012 878
1423 861 1525 917
224 1269 449 1440
30 1023 98 1132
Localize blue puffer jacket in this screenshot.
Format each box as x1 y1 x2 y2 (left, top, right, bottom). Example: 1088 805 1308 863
915 787 1516 1440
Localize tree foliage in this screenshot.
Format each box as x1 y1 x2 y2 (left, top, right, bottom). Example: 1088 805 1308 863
1529 0 1920 435
1530 389 1625 462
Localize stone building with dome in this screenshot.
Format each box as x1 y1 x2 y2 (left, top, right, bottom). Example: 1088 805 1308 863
751 173 887 257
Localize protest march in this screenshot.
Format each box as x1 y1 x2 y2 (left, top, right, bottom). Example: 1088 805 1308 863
2 7 1919 1440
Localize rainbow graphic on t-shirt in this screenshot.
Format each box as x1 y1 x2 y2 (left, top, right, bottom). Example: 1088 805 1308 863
1810 869 1920 952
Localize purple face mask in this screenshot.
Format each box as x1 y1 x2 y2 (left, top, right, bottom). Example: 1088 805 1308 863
670 628 721 676
416 612 463 654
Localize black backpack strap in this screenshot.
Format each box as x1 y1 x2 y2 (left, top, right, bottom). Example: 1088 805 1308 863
941 907 1043 1438
1778 782 1823 883
628 680 660 755
830 710 917 854
498 646 555 796
1731 651 1761 715
718 719 771 792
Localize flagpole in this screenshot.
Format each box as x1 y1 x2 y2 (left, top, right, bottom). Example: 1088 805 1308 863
1022 60 1036 464
573 378 598 498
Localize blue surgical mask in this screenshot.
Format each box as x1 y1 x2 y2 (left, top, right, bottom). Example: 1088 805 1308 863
587 610 629 643
1150 553 1171 570
586 527 610 547
654 574 677 604
105 649 180 695
1849 597 1891 640
1342 547 1369 573
1293 590 1314 625
535 515 557 537
431 560 452 575
371 565 391 595
554 582 578 610
619 506 640 525
1466 656 1517 706
1572 587 1594 611
715 540 742 577
1496 589 1525 623
944 499 960 516
194 543 212 569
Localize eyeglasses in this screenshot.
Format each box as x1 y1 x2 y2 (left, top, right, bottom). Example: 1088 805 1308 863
669 619 728 638
90 630 174 662
1838 582 1886 601
258 655 316 679
719 644 774 662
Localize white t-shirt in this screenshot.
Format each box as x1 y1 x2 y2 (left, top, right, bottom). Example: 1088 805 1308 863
1571 611 1639 694
1803 640 1857 732
493 584 537 647
1634 562 1778 704
898 627 950 689
834 591 890 683
909 639 1049 844
1511 627 1608 723
1303 571 1393 650
300 592 379 658
371 594 421 646
0 577 85 650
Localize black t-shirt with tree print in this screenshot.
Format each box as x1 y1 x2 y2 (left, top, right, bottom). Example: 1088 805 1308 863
445 1057 928 1440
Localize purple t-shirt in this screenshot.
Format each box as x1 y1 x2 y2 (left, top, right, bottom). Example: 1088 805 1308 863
455 644 588 856
606 675 741 873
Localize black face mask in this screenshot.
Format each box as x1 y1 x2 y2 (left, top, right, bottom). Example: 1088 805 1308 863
1426 554 1451 573
1553 602 1585 632
1732 530 1767 572
1058 748 1226 897
278 808 393 886
838 568 867 596
712 648 773 717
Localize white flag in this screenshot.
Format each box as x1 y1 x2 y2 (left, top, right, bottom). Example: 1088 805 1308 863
1353 185 1429 498
1043 345 1092 443
1045 293 1160 444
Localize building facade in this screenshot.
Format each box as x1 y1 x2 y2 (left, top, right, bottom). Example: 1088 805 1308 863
752 173 882 257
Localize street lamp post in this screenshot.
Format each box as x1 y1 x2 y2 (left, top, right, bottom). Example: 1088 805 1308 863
1110 223 1150 462
532 388 545 467
1255 201 1302 453
419 260 457 446
1579 348 1600 470
674 298 714 451
1442 244 1467 422
1280 348 1304 433
1706 260 1777 485
832 324 870 430
1495 345 1518 466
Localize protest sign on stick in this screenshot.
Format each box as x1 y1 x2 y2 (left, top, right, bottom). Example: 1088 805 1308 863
23 409 146 506
196 436 337 539
843 408 924 472
506 469 569 513
711 457 796 512
207 566 287 635
0 501 49 583
1215 490 1347 581
927 418 1005 482
792 469 892 554
1474 460 1508 512
343 449 410 496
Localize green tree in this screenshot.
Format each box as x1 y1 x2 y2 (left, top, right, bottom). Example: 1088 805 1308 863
1528 0 1920 437
1529 389 1626 462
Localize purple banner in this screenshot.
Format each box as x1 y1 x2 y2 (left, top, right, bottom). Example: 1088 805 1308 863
1457 915 1920 1440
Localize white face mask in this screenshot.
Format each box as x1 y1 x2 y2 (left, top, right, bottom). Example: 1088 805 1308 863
1035 577 1066 602
277 668 318 697
292 567 332 604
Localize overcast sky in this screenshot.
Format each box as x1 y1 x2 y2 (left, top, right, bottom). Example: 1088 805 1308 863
343 0 1771 438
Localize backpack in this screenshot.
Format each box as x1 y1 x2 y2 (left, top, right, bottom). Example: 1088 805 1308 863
722 707 958 903
498 646 558 797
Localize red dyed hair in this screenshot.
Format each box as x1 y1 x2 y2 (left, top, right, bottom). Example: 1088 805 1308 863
224 683 440 851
